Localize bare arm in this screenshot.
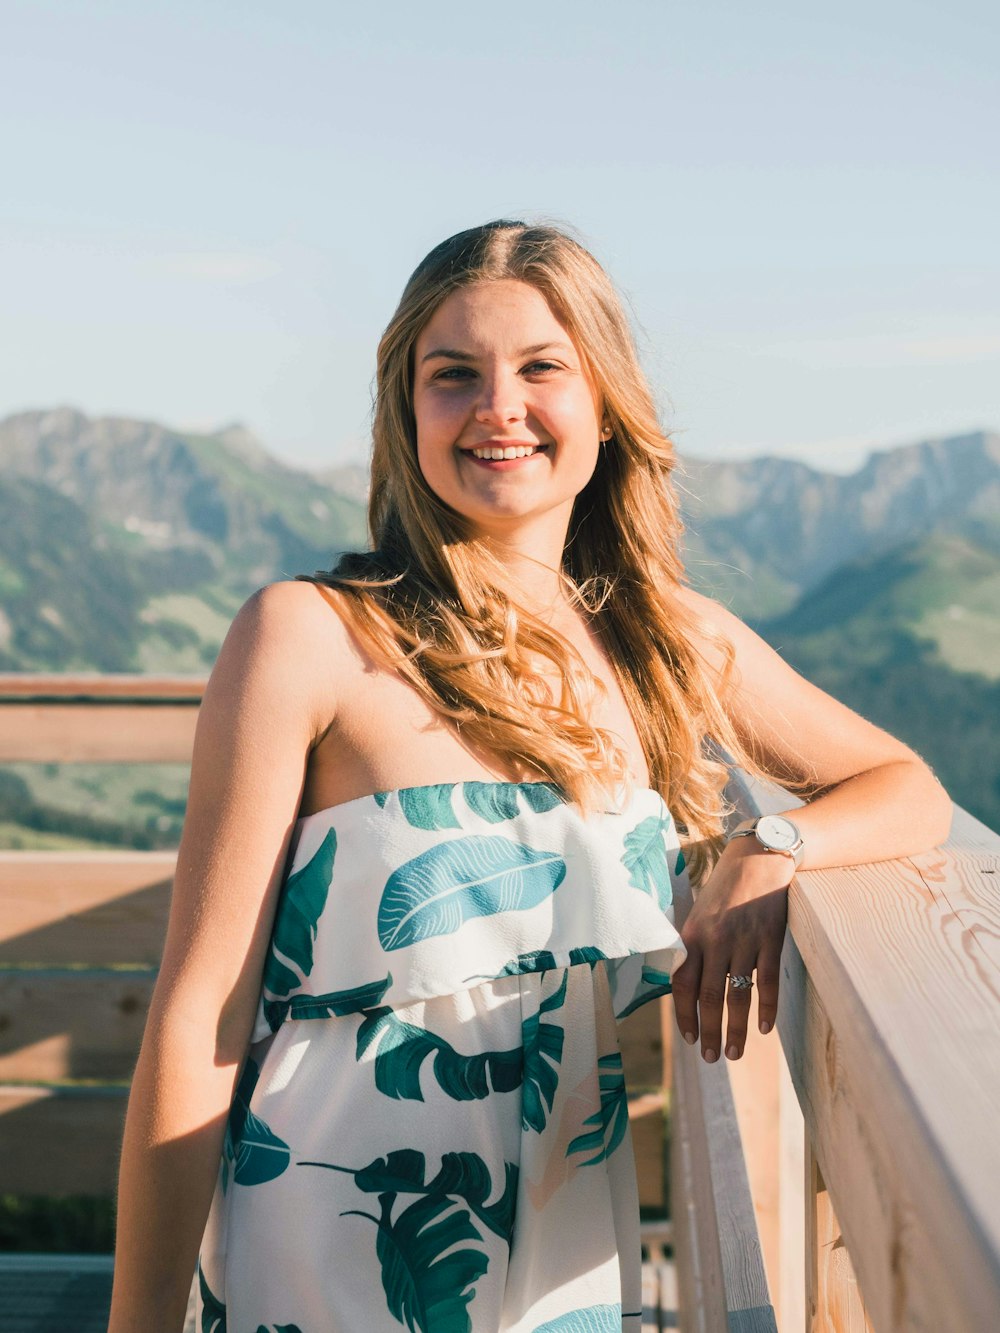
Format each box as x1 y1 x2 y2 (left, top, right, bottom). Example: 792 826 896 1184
670 586 952 1064
108 581 342 1332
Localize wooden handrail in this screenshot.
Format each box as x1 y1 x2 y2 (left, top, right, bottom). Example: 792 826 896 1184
722 771 1000 1331
0 674 206 700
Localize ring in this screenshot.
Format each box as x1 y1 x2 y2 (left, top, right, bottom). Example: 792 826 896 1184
728 974 754 990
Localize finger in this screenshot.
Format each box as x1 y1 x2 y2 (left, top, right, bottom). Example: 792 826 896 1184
724 959 756 1060
671 942 703 1046
696 953 730 1063
756 943 782 1035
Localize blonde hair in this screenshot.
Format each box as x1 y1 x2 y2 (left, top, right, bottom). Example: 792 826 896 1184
301 220 768 883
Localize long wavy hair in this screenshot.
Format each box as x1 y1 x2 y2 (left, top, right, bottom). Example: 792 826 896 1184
300 220 778 883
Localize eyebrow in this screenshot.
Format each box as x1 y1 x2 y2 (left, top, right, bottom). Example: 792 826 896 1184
419 341 574 364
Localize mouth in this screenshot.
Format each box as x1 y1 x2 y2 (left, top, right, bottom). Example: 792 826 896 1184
460 443 550 469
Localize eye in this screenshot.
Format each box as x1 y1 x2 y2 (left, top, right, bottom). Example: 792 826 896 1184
432 365 475 382
523 360 561 375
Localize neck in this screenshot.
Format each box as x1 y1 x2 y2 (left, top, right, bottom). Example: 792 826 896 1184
467 518 580 622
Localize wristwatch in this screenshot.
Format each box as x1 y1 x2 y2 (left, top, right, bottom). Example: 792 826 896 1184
727 814 804 867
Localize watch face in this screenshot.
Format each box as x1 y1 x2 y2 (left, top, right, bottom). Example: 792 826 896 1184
756 815 800 851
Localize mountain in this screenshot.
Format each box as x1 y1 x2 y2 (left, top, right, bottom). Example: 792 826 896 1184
678 430 1000 619
757 534 1000 830
0 406 368 671
1 407 997 838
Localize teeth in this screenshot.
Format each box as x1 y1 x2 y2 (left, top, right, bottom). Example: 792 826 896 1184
469 445 540 460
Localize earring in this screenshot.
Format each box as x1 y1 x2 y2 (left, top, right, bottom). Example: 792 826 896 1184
600 426 612 440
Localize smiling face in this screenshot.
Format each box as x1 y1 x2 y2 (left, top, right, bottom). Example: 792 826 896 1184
412 279 605 548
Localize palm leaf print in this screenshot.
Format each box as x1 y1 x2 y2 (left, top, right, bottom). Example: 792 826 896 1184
198 1260 226 1332
304 1148 518 1243
398 783 462 830
366 1190 488 1333
676 846 686 875
287 973 393 1019
427 1153 519 1242
377 836 566 951
472 946 607 982
357 1006 522 1102
223 1054 290 1187
253 1325 303 1332
615 963 674 1020
461 780 564 822
262 827 336 1003
265 972 393 1031
303 1148 516 1333
232 1106 291 1186
462 782 522 823
569 946 608 967
221 1055 258 1195
566 1052 629 1166
516 781 566 813
521 971 568 1132
621 813 674 911
531 1305 624 1332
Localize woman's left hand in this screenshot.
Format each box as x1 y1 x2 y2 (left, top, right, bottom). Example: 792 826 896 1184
671 838 793 1062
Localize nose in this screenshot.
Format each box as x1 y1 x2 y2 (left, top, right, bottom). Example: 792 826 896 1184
474 368 527 429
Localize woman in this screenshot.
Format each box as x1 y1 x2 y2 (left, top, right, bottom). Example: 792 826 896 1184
109 220 951 1332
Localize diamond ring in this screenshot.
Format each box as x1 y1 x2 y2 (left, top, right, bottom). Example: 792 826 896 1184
728 974 754 990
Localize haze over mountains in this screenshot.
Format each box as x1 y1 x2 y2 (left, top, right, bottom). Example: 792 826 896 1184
1 406 997 836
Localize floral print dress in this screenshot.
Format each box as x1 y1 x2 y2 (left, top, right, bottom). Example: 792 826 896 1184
196 779 689 1333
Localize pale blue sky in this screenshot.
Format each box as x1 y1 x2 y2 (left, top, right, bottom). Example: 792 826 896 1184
3 0 997 471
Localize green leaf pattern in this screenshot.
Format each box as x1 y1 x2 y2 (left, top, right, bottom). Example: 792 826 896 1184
301 1148 518 1333
262 828 336 1024
223 1055 291 1188
200 780 689 1328
621 812 675 912
377 836 567 952
566 1052 630 1167
198 1261 226 1332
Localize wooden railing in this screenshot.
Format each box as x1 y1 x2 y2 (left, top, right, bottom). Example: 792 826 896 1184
670 770 1000 1331
2 675 999 1332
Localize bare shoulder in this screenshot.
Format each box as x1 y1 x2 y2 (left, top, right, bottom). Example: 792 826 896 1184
672 584 745 682
211 579 354 739
152 578 359 1052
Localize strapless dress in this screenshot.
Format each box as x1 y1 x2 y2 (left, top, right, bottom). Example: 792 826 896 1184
196 779 689 1332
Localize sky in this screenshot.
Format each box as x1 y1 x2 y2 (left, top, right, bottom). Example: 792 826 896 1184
3 0 998 474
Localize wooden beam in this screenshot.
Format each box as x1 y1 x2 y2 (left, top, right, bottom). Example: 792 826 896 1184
0 673 206 699
0 852 176 965
807 1147 873 1332
0 702 199 762
775 831 1000 1327
0 1085 127 1195
0 969 156 1081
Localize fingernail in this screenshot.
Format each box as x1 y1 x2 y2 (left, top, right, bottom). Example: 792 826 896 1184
683 1030 697 1045
726 1043 739 1060
703 1048 717 1063
760 1020 771 1035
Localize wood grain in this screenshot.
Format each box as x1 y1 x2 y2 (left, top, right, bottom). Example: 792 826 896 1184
0 852 175 965
0 674 206 699
0 702 199 762
0 969 156 1080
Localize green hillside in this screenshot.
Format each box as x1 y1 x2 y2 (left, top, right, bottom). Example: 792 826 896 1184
757 535 1000 829
1 409 997 845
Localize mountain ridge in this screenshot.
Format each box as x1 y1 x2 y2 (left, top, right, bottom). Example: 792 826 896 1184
2 406 997 833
